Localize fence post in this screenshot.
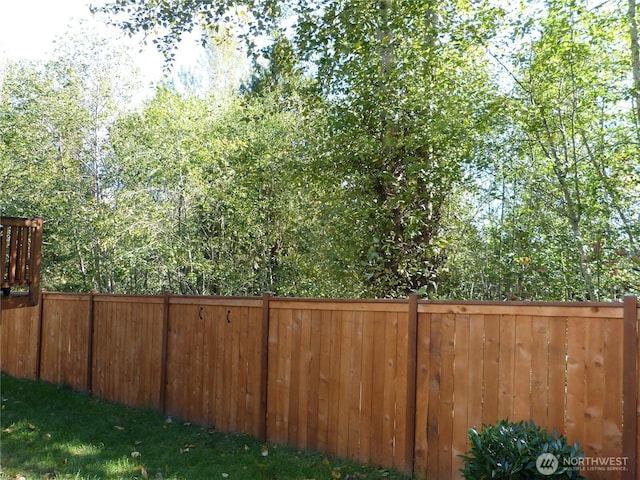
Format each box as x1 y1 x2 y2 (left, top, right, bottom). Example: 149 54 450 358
404 293 419 476
259 292 272 442
159 291 172 414
622 295 638 480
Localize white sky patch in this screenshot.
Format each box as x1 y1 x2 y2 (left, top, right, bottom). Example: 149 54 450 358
0 0 209 97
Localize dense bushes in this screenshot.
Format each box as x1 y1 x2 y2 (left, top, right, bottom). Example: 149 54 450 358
460 419 585 479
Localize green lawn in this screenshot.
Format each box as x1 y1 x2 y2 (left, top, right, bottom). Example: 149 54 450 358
0 374 413 480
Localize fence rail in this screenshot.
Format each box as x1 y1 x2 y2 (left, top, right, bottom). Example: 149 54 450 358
1 292 638 480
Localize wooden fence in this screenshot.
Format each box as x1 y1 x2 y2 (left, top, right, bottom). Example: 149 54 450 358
1 292 638 480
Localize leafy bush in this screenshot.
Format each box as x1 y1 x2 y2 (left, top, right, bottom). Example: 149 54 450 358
460 419 586 479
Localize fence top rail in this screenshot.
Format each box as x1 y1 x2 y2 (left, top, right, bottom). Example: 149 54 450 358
42 292 90 301
270 297 408 312
418 300 625 318
168 295 263 307
42 291 263 307
38 292 633 318
0 216 43 228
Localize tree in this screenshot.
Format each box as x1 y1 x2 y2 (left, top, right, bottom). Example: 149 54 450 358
295 1 503 296
1 27 142 292
93 0 506 297
469 0 639 300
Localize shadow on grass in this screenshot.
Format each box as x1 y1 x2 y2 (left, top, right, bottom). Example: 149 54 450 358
1 374 413 480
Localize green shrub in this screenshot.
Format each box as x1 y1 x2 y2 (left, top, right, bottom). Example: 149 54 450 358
459 419 586 479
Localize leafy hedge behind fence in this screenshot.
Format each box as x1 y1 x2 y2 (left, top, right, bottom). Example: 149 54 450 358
1 292 638 480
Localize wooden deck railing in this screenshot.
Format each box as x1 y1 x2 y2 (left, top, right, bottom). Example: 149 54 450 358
0 217 43 309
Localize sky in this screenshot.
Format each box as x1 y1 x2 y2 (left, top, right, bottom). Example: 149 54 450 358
0 0 206 91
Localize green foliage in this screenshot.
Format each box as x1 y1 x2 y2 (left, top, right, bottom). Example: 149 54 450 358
2 0 639 300
460 419 586 480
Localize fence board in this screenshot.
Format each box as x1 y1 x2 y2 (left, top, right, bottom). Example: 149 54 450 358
548 316 567 433
413 313 430 476
288 308 302 446
585 318 605 461
370 310 386 465
326 310 342 457
296 309 312 448
498 315 516 419
482 314 500 425
359 310 375 464
306 309 322 452
602 317 623 466
514 315 532 421
467 315 484 431
425 312 441 480
381 311 398 468
566 317 587 447
347 311 363 461
438 313 456 478
316 309 331 453
530 316 549 426
337 310 353 458
451 314 469 470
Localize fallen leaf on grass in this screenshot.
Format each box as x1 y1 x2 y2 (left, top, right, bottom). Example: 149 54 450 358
28 423 36 430
114 425 125 430
134 465 148 479
180 443 197 453
131 451 142 458
260 446 269 457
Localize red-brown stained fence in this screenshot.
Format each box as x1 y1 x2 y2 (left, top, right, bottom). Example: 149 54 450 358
267 298 414 471
39 293 91 390
414 302 628 479
164 295 265 438
1 292 637 480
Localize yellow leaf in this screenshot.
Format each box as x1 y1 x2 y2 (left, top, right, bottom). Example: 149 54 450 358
134 465 148 478
332 471 342 479
28 423 36 430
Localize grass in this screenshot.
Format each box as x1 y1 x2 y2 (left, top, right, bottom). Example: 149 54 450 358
0 374 414 480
